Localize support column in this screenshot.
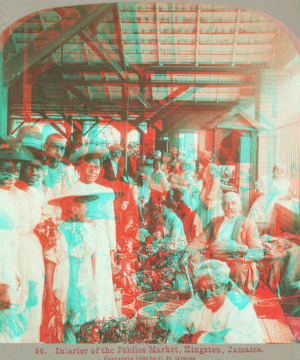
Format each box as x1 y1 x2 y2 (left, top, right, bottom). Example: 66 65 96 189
0 32 8 136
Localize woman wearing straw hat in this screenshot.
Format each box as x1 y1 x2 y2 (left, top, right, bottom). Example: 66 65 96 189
70 146 118 322
48 192 100 343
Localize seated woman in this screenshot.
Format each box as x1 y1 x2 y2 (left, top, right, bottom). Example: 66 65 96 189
167 260 264 344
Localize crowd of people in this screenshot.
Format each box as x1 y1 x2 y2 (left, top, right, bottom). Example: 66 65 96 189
0 130 299 344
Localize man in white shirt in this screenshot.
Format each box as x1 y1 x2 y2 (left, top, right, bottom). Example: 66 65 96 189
43 134 78 198
205 192 264 295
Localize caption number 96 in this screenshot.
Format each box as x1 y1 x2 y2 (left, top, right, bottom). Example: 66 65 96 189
36 348 47 355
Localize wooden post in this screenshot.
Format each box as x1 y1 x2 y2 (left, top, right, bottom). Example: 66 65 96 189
0 32 8 136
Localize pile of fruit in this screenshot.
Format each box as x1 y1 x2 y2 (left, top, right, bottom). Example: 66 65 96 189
76 315 134 343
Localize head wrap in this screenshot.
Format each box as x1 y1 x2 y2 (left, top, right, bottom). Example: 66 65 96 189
69 145 107 164
0 136 34 161
45 134 67 146
222 191 241 202
195 260 230 287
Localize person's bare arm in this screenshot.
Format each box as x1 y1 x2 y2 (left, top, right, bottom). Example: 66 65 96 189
44 259 56 311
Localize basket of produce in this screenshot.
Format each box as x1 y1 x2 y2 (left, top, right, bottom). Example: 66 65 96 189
136 292 157 309
120 307 137 331
137 305 159 328
136 271 154 292
76 307 137 343
131 321 167 343
158 302 182 330
157 290 179 303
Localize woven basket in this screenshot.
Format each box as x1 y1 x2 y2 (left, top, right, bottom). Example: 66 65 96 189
157 290 179 303
136 292 157 309
137 305 159 327
120 307 137 331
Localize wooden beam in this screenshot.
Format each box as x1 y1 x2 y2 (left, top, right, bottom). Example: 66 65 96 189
55 64 261 74
4 4 113 86
50 123 67 137
65 85 89 103
35 79 256 87
147 86 195 127
133 86 191 126
79 29 125 81
113 4 126 70
0 32 8 135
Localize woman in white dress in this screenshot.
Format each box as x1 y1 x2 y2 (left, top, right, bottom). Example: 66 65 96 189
15 149 52 342
70 148 118 320
49 193 98 342
16 147 69 342
0 141 34 342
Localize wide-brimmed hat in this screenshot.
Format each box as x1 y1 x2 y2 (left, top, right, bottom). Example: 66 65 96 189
109 143 123 152
22 132 44 150
48 183 114 206
24 146 48 160
0 136 34 161
69 145 108 164
48 193 100 206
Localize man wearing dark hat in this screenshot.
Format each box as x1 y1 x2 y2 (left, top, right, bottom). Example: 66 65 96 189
97 144 138 250
99 143 127 183
126 142 142 185
169 147 178 173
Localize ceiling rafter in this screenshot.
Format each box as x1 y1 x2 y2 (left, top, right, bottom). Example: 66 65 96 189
4 3 113 86
148 87 197 129
79 29 125 81
35 78 256 87
133 85 193 127
113 4 126 70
